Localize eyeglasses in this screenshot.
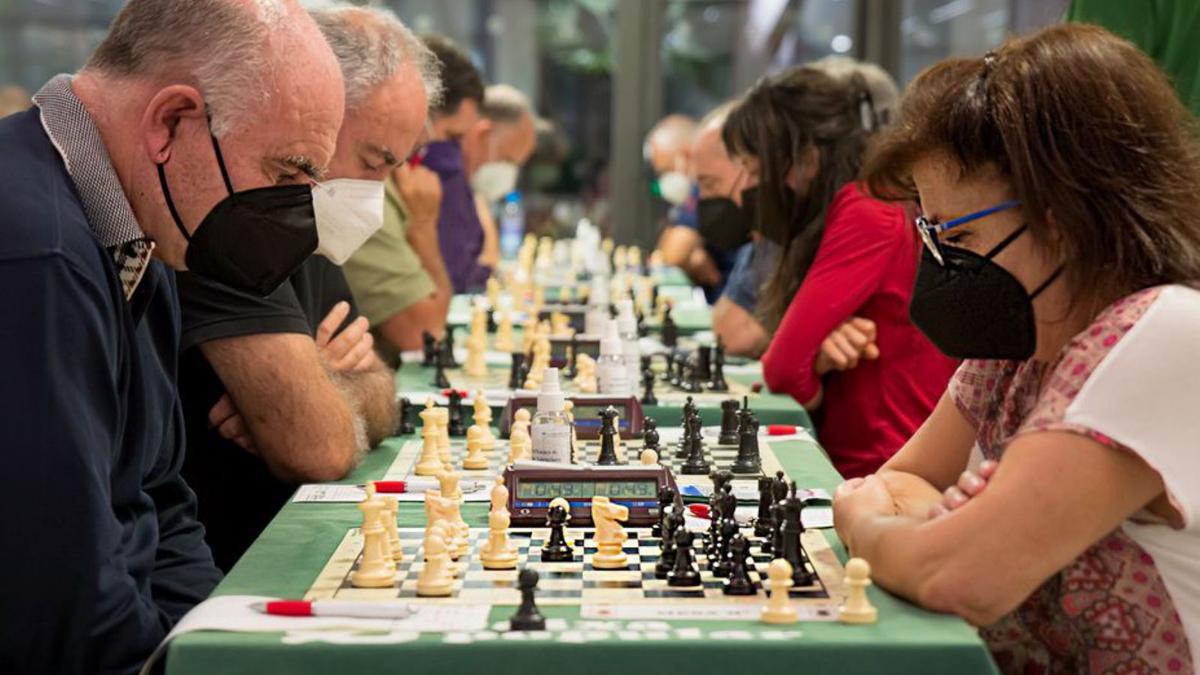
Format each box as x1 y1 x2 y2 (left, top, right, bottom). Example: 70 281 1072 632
915 200 1020 265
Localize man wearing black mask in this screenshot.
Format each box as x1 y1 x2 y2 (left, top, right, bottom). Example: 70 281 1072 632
0 1 345 673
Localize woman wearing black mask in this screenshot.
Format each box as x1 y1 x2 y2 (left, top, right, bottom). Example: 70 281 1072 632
722 65 957 479
834 25 1200 673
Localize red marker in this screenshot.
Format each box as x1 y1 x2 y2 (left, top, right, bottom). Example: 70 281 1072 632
766 424 798 436
441 388 470 399
688 504 710 519
360 480 407 494
251 600 415 619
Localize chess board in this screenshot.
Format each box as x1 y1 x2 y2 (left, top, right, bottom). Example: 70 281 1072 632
305 526 847 615
384 434 787 494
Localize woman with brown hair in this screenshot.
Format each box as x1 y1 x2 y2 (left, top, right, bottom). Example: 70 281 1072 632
833 23 1200 673
723 65 957 479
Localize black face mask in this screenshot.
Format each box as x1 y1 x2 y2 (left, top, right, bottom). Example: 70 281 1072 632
157 129 317 297
697 196 751 253
909 225 1063 360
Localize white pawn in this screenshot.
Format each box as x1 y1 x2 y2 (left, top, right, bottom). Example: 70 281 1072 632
464 333 487 377
416 533 454 597
473 391 496 451
509 423 532 463
640 448 658 465
415 400 443 476
463 425 490 470
480 483 519 569
761 559 798 624
590 496 629 569
495 310 514 352
839 558 879 624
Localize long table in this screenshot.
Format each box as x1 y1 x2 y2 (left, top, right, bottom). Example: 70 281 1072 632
165 423 997 674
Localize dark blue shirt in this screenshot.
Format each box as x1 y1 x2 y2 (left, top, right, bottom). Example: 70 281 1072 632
0 108 220 675
721 240 777 312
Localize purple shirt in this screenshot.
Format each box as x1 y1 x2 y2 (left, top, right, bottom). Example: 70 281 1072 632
423 140 492 292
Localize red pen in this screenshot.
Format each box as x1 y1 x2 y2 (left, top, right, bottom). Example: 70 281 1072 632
766 424 798 436
251 600 415 619
359 480 407 494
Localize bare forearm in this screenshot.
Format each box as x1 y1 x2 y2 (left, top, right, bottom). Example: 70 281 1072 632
332 366 397 448
407 218 452 299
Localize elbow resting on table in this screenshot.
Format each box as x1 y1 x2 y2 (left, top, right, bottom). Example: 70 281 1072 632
915 563 1019 628
258 405 361 484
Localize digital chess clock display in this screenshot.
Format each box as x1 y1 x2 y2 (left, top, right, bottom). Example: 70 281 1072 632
516 479 658 500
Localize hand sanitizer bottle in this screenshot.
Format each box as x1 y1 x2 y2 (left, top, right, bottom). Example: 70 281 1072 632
616 299 641 388
531 368 572 463
585 275 610 336
597 319 629 396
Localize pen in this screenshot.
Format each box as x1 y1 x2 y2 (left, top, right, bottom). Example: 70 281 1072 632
251 600 416 619
355 480 407 493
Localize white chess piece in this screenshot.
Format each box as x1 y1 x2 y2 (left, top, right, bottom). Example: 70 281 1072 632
590 496 629 569
415 533 453 597
415 401 443 476
479 483 519 569
640 448 658 465
761 559 798 624
495 310 514 352
351 491 396 588
381 490 403 565
473 392 496 450
463 426 490 469
509 424 532 463
838 558 878 624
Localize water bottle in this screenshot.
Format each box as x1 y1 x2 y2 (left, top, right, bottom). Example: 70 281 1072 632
500 191 524 259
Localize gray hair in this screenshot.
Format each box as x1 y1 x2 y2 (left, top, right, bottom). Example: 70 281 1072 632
309 4 442 112
481 84 532 126
808 55 899 125
85 0 287 137
698 99 740 133
642 113 697 163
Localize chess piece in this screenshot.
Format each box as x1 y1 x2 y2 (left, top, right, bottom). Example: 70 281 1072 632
508 423 532 463
754 476 776 538
509 569 547 631
722 534 756 596
760 559 798 624
397 396 416 435
640 368 658 406
590 496 630 569
415 533 453 597
486 307 497 333
718 399 740 446
661 304 678 348
486 277 501 307
421 330 437 367
463 425 490 469
351 492 396 588
675 397 696 459
473 391 496 450
596 406 619 465
447 390 466 437
541 498 574 562
563 399 579 463
382 492 403 565
709 341 729 392
432 341 452 389
652 485 677 538
732 408 762 474
563 334 579 379
780 482 815 587
464 333 488 377
666 528 701 587
654 502 684 579
696 345 713 382
496 310 515 352
415 402 443 476
574 353 597 393
442 325 459 367
643 417 660 453
681 414 711 475
839 558 879 624
508 352 526 390
640 448 658 465
433 406 452 464
480 482 519 569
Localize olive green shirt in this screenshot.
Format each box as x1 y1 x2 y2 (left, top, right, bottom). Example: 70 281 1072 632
342 178 436 330
1067 0 1200 118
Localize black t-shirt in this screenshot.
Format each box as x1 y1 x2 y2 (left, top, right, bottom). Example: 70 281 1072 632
178 255 358 572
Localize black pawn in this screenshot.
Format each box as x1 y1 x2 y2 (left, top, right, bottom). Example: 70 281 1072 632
486 308 497 333
661 306 678 348
731 410 762 474
446 390 466 437
397 397 416 435
696 345 713 382
666 528 701 587
722 535 756 596
680 414 710 475
640 368 658 406
754 476 775 538
509 569 546 631
508 353 526 391
433 342 452 389
421 330 437 367
717 399 740 445
642 418 660 453
596 406 619 465
541 503 573 562
709 341 729 392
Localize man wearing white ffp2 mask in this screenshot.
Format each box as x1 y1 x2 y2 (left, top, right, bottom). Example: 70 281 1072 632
313 178 386 264
462 84 538 267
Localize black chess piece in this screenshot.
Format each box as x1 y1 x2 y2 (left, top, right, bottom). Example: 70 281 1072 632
780 482 815 587
486 307 497 333
563 335 579 379
666 528 701 587
754 476 775 538
696 345 713 382
541 503 574 562
731 409 762 474
705 479 723 558
680 414 710 475
709 341 729 392
636 307 647 337
508 353 526 390
722 534 756 596
655 503 684 579
640 368 658 406
442 324 459 367
397 397 416 435
509 568 547 631
711 511 739 578
447 390 466 437
717 399 740 445
596 406 619 465
652 484 676 538
661 305 679 348
421 331 437 367
674 399 694 459
642 418 661 453
661 351 676 383
433 342 452 389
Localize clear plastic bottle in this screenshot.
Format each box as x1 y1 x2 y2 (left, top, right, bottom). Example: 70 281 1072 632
597 319 629 396
499 191 524 259
616 299 641 388
585 276 610 336
531 368 573 463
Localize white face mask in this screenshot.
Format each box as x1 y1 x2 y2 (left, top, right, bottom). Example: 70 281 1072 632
471 161 520 202
657 171 692 206
311 178 385 265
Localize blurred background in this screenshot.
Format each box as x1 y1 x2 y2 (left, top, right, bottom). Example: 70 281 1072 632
0 0 1067 247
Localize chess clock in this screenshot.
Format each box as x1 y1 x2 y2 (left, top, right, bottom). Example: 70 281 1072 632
502 463 677 526
499 395 644 440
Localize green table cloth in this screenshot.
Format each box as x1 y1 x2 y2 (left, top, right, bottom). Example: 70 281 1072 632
165 432 997 675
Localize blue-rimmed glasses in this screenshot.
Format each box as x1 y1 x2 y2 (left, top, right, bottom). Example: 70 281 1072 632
915 200 1021 265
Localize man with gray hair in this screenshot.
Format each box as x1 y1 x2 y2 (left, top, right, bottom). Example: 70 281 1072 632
177 3 440 572
0 0 345 672
464 83 538 268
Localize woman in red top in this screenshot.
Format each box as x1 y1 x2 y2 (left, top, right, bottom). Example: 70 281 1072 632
722 66 957 479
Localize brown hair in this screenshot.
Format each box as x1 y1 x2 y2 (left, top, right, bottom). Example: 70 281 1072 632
723 66 872 329
863 23 1200 314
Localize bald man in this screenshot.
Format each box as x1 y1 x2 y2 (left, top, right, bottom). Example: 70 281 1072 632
0 0 344 671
